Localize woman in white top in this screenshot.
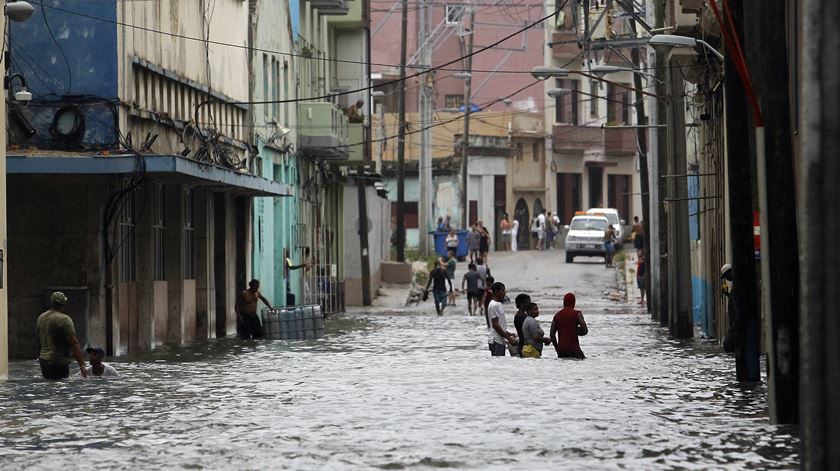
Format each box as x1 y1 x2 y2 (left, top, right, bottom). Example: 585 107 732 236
511 219 519 252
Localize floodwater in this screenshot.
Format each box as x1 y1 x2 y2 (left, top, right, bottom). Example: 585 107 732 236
0 308 799 469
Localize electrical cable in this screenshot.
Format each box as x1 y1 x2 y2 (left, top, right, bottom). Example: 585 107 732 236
38 0 72 95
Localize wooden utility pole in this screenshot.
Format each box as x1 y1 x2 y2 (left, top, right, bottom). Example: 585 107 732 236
800 0 840 465
395 0 408 262
743 0 799 422
627 18 651 315
357 0 372 306
459 6 475 230
652 0 668 326
723 0 760 382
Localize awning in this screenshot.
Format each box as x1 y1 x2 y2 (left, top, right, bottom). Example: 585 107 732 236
6 154 291 197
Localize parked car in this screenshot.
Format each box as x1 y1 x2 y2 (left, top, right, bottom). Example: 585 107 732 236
564 213 610 263
586 208 625 246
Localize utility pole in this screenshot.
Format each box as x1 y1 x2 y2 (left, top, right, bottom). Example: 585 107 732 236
395 0 408 262
417 0 432 256
665 54 693 339
743 0 799 421
459 6 475 230
626 16 651 315
800 0 840 465
722 0 760 382
652 0 668 326
356 0 372 306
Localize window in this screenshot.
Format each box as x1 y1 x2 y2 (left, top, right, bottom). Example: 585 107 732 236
283 60 290 127
153 185 166 281
532 140 543 162
272 57 280 120
554 79 579 125
445 94 464 110
118 182 137 283
515 142 523 160
590 81 600 118
607 83 631 124
263 54 270 119
182 188 196 280
445 4 465 25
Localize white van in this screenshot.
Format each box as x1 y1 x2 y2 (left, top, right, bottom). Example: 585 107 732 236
564 214 610 263
586 208 624 246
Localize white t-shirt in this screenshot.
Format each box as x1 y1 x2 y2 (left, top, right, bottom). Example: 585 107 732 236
487 299 508 345
536 213 546 230
553 215 560 225
511 220 519 233
79 363 120 378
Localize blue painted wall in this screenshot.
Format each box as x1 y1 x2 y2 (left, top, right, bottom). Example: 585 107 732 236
688 172 700 241
10 0 118 98
291 0 301 38
692 275 714 337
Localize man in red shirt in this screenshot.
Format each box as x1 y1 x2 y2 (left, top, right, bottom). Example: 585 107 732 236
550 292 588 359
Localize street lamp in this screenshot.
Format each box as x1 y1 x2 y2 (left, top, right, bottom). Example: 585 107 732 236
649 34 724 62
6 1 35 22
453 71 472 79
530 66 569 80
589 64 657 80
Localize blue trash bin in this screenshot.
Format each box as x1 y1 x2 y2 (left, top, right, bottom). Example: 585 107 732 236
431 230 469 259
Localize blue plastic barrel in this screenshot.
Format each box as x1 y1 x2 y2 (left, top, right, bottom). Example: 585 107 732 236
431 230 469 258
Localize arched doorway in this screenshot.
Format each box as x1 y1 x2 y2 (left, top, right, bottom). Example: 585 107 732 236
513 198 530 250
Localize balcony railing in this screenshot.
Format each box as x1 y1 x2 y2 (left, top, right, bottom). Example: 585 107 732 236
553 124 638 155
603 127 637 155
551 30 580 60
297 101 349 160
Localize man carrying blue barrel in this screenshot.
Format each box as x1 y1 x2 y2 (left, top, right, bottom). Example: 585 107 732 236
236 279 274 339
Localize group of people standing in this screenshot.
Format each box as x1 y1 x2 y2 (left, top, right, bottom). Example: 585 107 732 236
531 209 561 251
486 283 588 359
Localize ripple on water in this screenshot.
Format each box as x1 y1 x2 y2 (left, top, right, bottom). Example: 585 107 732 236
0 311 798 470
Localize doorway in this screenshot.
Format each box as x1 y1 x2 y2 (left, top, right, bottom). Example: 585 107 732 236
588 166 604 208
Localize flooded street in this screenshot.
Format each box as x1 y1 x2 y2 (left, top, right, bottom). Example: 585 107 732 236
0 251 799 469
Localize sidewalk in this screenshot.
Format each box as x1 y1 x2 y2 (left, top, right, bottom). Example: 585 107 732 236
619 250 648 311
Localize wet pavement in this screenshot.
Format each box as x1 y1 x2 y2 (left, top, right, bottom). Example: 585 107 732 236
0 250 799 469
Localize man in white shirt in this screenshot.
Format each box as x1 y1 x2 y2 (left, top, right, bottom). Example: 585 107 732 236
536 210 546 251
487 282 517 356
80 346 120 378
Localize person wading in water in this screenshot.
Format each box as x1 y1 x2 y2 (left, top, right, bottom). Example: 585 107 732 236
236 279 273 339
550 293 588 359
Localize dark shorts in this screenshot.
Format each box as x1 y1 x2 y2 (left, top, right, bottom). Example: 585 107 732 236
604 241 615 253
39 359 70 380
634 235 645 250
637 276 646 289
433 289 448 305
467 290 482 301
479 241 489 253
239 313 264 339
489 342 506 356
556 351 586 359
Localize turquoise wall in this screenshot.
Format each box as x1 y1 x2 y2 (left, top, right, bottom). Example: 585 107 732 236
253 143 302 307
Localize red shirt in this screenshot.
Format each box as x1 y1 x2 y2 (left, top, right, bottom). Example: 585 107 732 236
552 307 584 358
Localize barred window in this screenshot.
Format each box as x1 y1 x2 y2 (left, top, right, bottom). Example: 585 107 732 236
118 182 137 283
153 184 166 281
445 94 464 110
182 188 196 280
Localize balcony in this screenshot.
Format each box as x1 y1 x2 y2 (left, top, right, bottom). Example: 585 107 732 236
311 0 349 16
347 123 365 163
553 124 637 155
297 101 349 160
326 0 360 24
553 124 603 153
551 30 580 60
603 127 638 155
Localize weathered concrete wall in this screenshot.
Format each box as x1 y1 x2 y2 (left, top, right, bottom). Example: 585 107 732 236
343 185 391 306
7 175 109 359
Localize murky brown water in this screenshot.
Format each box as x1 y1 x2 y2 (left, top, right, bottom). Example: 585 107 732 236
0 309 799 469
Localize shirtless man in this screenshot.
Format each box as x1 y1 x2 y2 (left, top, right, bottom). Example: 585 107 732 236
236 279 273 339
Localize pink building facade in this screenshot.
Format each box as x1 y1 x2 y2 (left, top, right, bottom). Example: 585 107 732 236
370 2 546 114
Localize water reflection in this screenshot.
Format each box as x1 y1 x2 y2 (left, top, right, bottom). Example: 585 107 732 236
0 311 799 469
